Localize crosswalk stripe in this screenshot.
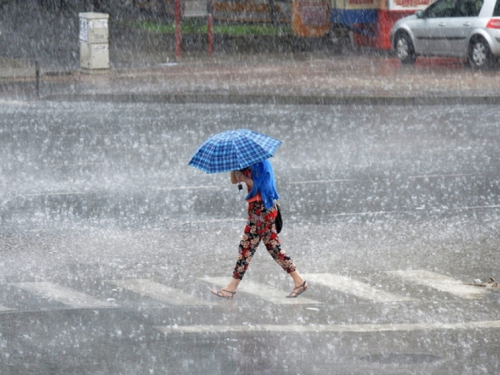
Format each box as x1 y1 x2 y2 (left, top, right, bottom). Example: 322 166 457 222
13 282 117 308
200 276 321 305
106 279 212 306
387 270 487 300
5 269 490 311
302 273 414 303
155 320 500 334
0 305 14 312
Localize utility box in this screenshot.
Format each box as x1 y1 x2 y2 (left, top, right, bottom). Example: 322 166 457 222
79 12 109 70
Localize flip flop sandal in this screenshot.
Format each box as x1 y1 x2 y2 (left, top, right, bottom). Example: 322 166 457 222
287 280 308 298
211 289 236 299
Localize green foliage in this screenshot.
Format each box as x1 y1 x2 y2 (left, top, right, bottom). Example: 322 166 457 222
132 21 292 35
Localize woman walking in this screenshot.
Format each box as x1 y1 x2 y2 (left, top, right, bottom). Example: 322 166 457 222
211 159 308 299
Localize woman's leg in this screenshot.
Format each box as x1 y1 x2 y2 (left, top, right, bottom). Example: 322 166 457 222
212 207 261 298
232 218 261 280
213 203 308 298
262 206 308 297
262 208 296 274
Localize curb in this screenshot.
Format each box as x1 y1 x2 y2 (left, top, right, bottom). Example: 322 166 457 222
41 93 500 105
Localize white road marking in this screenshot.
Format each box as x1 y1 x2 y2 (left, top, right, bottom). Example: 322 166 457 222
157 185 219 191
183 218 246 224
200 276 321 305
387 270 488 300
106 279 212 306
53 162 108 167
302 273 414 303
155 320 500 334
458 205 500 210
20 192 86 197
13 282 117 308
289 179 354 185
331 211 399 217
409 174 474 179
330 205 500 218
0 305 14 312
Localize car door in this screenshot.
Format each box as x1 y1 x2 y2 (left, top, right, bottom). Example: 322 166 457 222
439 0 484 56
413 0 460 55
410 16 439 53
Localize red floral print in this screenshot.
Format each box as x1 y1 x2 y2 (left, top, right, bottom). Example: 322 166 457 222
232 201 296 280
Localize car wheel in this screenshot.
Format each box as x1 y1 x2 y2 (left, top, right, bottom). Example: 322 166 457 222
468 36 494 70
395 32 416 65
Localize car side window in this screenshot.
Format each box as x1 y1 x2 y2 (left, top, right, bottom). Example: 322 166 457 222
425 0 459 17
474 0 484 14
494 0 500 15
457 0 483 16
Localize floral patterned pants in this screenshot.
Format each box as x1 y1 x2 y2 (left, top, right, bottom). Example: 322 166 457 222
232 201 296 280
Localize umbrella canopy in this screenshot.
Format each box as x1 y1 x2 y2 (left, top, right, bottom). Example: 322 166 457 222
188 129 282 174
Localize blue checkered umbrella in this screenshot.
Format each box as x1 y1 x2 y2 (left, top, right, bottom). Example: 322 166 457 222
188 129 282 174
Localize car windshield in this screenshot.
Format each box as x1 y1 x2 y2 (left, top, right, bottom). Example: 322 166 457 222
424 0 483 17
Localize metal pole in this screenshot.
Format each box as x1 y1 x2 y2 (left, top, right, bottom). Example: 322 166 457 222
268 0 277 25
175 0 181 60
208 13 213 57
35 60 40 98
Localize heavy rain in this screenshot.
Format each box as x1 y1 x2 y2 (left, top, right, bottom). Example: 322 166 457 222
1 0 500 374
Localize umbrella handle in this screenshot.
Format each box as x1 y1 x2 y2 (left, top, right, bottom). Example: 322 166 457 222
238 183 243 192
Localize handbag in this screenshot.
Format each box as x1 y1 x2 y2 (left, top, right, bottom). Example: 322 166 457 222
275 204 283 234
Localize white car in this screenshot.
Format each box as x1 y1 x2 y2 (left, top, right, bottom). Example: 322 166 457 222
390 0 500 68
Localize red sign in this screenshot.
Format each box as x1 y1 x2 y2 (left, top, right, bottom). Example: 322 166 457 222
394 0 431 6
349 0 375 4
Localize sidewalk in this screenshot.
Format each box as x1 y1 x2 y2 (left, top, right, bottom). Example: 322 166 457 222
1 2 500 104
3 52 500 105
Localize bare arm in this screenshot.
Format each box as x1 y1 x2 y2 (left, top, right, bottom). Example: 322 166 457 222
230 170 253 188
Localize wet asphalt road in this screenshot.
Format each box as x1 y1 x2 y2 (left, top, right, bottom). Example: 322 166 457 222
1 101 500 374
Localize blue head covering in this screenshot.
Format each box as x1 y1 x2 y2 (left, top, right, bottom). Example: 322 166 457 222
245 159 279 210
